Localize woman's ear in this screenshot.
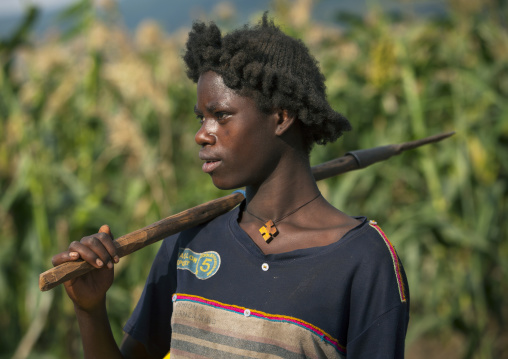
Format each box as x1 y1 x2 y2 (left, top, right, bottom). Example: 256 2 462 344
274 109 296 136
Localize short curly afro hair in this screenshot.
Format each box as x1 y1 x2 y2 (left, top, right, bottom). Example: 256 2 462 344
183 13 351 152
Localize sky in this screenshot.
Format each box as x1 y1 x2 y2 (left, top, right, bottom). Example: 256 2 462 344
0 0 448 38
0 0 75 15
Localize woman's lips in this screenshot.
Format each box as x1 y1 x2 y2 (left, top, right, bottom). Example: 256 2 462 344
202 160 221 173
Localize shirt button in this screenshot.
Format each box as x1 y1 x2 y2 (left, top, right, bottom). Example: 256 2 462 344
261 263 269 271
244 309 251 317
172 294 177 302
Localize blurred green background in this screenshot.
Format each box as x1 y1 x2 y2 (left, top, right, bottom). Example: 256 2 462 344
1 0 507 358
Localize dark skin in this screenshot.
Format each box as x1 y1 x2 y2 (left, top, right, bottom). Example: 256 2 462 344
194 71 359 255
52 70 359 358
51 226 155 359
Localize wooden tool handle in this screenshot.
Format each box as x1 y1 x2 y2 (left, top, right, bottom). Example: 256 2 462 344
39 192 245 291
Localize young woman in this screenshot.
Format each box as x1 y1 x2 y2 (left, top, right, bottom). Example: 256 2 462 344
52 15 409 358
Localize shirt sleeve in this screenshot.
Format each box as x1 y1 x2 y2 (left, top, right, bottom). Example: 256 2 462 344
123 235 179 358
346 303 409 358
345 224 410 358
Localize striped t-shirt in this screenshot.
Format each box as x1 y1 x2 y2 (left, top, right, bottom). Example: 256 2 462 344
124 204 409 358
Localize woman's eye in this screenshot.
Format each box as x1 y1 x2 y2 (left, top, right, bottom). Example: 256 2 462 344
216 112 229 121
196 115 204 124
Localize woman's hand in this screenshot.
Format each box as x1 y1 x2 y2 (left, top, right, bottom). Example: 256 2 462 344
51 225 119 311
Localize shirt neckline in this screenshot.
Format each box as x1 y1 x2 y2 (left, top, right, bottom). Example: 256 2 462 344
226 201 369 262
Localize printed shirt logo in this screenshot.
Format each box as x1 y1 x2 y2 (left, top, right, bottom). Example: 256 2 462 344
177 248 221 280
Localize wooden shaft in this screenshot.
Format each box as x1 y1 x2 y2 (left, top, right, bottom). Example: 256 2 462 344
39 192 245 291
39 132 454 291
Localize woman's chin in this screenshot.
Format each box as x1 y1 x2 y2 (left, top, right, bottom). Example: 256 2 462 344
210 176 242 191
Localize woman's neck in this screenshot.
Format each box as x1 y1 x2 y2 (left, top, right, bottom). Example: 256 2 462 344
243 151 320 221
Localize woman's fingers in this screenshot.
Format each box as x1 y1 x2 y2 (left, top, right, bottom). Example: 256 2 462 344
51 225 118 269
68 240 110 268
51 251 80 266
97 225 119 264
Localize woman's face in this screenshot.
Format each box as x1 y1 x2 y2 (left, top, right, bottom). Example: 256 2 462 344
194 71 281 190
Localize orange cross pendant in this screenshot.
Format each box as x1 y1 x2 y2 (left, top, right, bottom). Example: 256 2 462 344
259 220 279 243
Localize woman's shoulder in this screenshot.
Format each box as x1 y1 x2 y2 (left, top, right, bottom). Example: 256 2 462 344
342 219 400 257
344 219 409 303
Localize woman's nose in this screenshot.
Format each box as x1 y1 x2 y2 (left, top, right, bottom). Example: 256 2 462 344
195 120 216 146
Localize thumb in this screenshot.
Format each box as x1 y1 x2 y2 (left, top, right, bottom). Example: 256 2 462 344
98 224 114 240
